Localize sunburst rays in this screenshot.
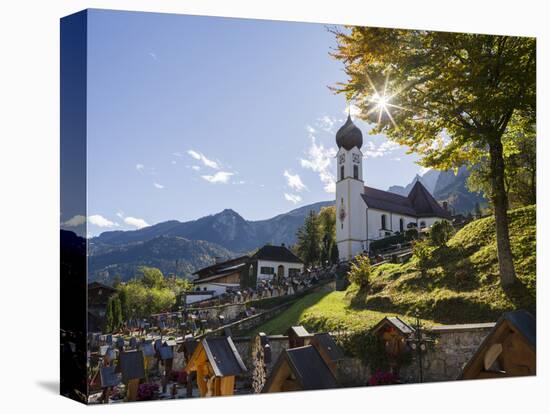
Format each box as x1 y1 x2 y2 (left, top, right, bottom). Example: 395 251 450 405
360 70 408 129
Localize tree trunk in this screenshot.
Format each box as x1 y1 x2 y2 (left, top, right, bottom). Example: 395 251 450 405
489 138 517 287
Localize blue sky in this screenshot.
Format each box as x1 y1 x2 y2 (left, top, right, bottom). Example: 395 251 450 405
62 9 425 236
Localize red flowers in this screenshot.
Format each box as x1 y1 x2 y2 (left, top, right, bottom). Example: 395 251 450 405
368 370 400 386
137 383 160 401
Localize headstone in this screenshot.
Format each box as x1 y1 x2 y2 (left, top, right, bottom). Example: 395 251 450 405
99 345 110 356
100 365 121 388
159 345 174 360
120 350 145 383
106 347 117 362
116 337 125 349
164 339 177 348
141 342 155 357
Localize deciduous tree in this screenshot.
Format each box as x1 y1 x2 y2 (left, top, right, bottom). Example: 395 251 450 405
333 29 535 286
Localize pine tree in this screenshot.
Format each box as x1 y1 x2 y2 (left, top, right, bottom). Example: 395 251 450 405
295 210 321 267
330 242 340 265
112 297 123 332
105 297 115 333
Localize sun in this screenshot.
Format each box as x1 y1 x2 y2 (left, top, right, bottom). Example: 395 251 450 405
362 70 407 129
372 93 389 110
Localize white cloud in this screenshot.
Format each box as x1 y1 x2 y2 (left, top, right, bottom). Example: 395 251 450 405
171 160 177 165
201 171 234 184
300 136 337 193
306 125 316 134
191 165 201 171
317 115 339 133
153 182 164 189
124 216 149 229
343 104 361 117
363 140 400 158
283 170 307 192
187 150 220 169
284 193 302 204
63 215 86 227
88 214 119 228
136 163 145 172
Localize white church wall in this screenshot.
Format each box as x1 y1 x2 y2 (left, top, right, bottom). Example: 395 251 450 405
367 208 418 240
336 179 367 260
418 217 446 229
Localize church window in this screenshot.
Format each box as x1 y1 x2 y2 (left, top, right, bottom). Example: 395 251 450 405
340 165 344 180
260 266 275 275
399 218 404 232
353 165 359 179
381 214 387 230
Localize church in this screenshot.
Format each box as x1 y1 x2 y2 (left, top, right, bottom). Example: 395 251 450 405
334 115 451 261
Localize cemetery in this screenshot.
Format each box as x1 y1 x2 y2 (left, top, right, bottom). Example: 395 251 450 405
85 264 536 404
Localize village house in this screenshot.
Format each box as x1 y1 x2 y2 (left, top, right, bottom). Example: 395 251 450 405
334 115 451 260
88 282 117 332
191 244 304 300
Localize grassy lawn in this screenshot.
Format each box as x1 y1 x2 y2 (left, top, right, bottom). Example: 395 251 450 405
252 290 433 335
253 205 536 335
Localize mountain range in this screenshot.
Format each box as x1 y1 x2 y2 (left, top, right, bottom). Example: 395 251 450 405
89 201 332 283
388 166 486 215
88 169 484 284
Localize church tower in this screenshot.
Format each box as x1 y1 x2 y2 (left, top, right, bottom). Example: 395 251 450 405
335 115 367 261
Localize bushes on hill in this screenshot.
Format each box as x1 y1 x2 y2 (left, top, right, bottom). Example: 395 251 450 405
429 220 455 247
348 255 371 290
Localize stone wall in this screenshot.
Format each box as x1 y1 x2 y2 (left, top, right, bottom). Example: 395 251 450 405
400 323 495 382
233 335 290 378
187 279 334 326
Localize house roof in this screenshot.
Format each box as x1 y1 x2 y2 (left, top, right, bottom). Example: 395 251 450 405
87 281 116 292
362 181 451 219
263 345 338 392
193 255 250 278
253 245 303 264
193 269 243 284
371 316 415 336
201 337 247 377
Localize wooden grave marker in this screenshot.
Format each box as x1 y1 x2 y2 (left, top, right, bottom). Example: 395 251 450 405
120 350 145 402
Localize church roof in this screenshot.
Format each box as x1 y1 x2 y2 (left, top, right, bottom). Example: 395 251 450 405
336 114 363 150
362 180 450 219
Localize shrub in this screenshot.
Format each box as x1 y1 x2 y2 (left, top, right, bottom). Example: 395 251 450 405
412 240 432 276
348 255 371 290
430 220 455 247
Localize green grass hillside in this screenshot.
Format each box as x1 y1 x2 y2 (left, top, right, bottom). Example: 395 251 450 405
255 205 536 334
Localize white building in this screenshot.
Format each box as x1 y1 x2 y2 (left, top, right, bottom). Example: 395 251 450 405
335 115 451 261
191 244 304 299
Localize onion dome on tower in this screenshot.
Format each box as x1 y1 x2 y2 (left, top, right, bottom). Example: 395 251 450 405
336 114 363 150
